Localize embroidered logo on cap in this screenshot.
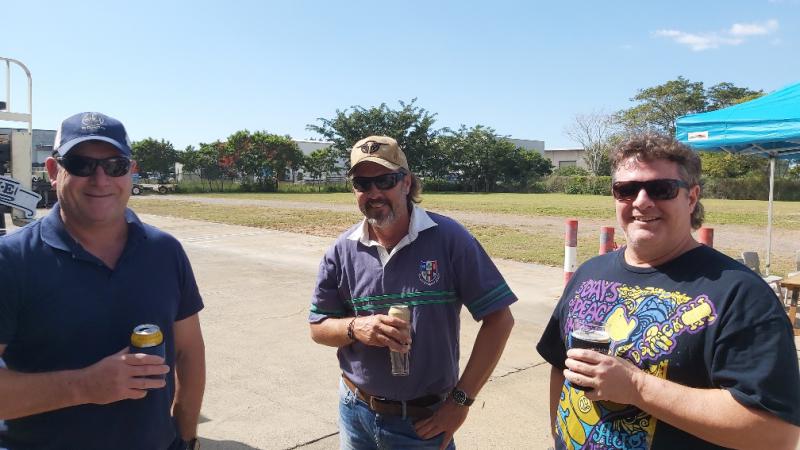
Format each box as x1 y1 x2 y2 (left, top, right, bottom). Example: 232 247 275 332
418 260 440 286
359 141 384 154
81 112 105 132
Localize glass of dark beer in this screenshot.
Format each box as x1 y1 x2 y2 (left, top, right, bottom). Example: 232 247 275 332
569 320 612 392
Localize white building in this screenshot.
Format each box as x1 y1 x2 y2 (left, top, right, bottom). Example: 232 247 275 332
544 147 588 169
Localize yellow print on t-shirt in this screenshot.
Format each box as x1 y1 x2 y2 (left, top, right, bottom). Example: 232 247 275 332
558 282 717 450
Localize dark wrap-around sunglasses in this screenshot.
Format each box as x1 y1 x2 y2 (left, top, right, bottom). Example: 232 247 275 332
612 178 690 201
56 155 132 177
351 172 405 192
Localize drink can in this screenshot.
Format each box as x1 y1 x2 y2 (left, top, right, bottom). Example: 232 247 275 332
388 305 411 322
130 324 165 358
388 305 411 377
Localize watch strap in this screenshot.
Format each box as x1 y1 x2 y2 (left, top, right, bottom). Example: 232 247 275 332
451 388 475 406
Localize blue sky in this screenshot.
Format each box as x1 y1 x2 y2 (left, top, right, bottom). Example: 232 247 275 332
2 0 798 150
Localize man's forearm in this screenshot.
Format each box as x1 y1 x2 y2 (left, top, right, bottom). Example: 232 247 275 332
0 368 84 419
456 307 514 397
172 314 207 441
635 372 800 449
310 317 352 348
173 353 205 440
549 366 564 441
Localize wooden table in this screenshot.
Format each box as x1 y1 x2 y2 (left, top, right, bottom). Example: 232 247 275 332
780 274 800 336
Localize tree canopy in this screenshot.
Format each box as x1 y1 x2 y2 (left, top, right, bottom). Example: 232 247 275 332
306 99 442 177
616 76 763 135
131 138 178 178
440 125 552 192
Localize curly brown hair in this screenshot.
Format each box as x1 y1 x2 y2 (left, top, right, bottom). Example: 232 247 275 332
611 133 704 230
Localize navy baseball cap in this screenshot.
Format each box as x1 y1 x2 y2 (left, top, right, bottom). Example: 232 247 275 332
54 112 132 157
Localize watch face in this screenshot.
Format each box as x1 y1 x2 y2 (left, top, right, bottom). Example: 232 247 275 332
453 389 466 405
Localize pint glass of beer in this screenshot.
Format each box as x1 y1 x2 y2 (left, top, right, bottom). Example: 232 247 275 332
568 319 611 391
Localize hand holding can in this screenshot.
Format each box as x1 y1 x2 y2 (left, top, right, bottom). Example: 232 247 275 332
130 324 166 383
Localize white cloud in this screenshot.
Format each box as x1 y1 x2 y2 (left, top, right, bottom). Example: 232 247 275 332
653 30 742 51
729 19 779 36
655 19 778 51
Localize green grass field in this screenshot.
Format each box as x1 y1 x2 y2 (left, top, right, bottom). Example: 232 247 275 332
130 192 800 276
181 192 800 228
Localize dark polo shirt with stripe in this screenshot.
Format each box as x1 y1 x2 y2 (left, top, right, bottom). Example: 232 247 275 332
310 208 517 400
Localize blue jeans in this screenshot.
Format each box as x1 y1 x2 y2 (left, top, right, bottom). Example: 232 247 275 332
338 379 456 450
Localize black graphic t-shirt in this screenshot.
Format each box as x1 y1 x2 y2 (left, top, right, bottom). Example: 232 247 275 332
537 245 800 450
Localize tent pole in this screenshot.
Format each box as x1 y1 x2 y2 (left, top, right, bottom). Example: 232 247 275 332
765 156 775 276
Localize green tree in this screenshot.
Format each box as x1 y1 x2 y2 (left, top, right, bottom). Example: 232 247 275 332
617 77 764 135
307 99 442 176
440 125 551 192
699 152 768 178
788 163 800 180
706 82 763 110
131 138 178 178
302 146 340 181
617 76 706 135
181 141 231 191
552 166 589 176
227 130 303 187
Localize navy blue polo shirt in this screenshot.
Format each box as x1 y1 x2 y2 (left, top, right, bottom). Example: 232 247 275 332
310 208 517 400
0 204 203 450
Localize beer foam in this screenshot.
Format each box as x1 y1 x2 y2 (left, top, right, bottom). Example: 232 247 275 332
572 329 611 342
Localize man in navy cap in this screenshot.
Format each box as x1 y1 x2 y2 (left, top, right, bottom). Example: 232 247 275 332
0 112 206 450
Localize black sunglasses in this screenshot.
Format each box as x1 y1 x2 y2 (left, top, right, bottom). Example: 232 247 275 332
56 155 132 177
612 178 690 201
351 172 405 192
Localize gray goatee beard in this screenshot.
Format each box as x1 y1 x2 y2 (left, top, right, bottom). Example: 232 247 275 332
363 201 396 228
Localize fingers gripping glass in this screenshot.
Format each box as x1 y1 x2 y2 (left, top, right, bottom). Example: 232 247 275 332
351 172 405 192
57 155 132 177
612 179 690 201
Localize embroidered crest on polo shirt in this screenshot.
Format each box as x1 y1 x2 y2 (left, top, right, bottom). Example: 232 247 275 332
418 260 440 286
81 112 105 132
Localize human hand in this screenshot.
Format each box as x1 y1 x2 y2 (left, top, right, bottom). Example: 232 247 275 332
352 315 411 352
414 399 469 449
563 348 643 405
79 347 170 404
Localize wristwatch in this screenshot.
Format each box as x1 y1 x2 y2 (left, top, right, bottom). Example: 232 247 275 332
450 388 475 407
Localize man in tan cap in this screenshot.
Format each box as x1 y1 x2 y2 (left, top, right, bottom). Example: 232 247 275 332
309 136 516 449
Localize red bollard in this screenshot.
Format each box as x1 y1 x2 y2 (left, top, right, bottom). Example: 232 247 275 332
564 219 578 284
698 227 714 247
599 226 615 255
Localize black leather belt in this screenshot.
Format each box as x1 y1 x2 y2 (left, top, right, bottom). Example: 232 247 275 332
342 375 443 419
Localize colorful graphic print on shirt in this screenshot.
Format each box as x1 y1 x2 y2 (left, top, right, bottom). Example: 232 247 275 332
556 279 717 450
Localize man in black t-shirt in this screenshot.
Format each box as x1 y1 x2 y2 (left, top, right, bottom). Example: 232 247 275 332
537 133 800 449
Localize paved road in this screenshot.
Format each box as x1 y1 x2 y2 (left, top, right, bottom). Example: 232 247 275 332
140 214 562 450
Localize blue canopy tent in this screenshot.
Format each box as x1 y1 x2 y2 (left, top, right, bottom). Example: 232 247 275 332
676 81 800 275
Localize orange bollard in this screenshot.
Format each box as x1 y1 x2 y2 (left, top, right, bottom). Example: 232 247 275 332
564 219 578 284
599 226 615 255
698 227 714 247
